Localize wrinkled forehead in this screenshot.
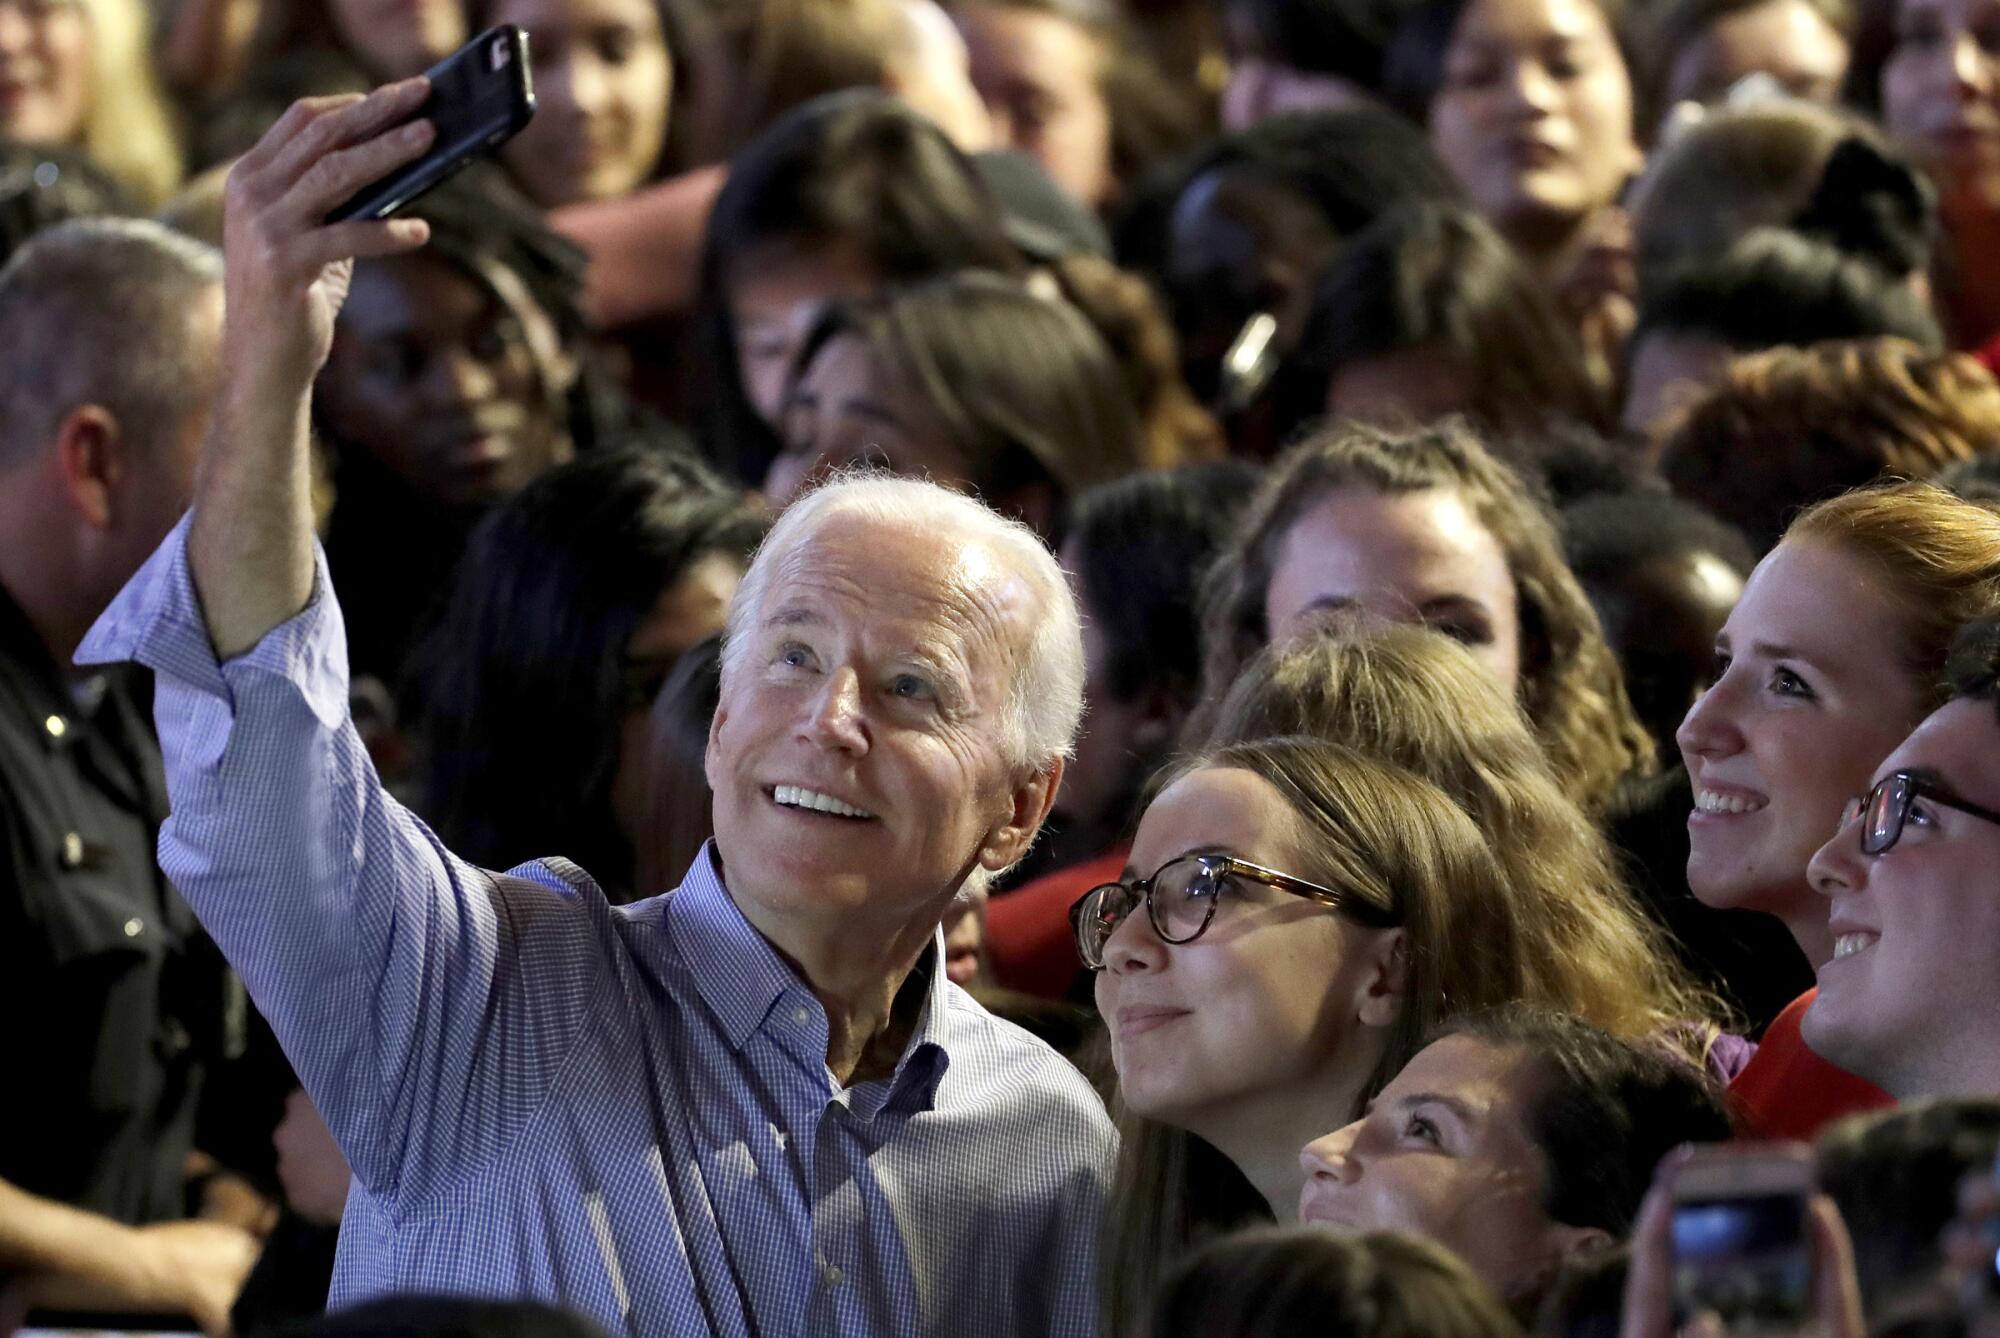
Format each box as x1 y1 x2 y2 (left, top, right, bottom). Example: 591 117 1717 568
759 511 1041 663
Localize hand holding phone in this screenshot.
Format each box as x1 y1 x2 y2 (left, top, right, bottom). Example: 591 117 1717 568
1669 1145 1815 1331
324 26 535 223
1940 1152 2000 1311
1620 1144 1864 1338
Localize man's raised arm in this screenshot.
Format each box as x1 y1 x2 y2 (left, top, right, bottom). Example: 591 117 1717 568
188 82 433 659
75 91 604 1210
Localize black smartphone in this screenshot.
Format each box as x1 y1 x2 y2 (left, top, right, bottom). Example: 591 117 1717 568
325 26 536 223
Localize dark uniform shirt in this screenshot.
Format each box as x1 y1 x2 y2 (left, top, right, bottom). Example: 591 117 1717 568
0 579 227 1224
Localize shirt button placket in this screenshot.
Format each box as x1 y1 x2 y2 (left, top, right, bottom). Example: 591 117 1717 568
812 1102 855 1304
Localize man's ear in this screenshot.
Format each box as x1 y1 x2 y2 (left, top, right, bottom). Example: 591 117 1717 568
703 695 730 794
1354 929 1409 1030
978 757 1065 873
53 405 125 531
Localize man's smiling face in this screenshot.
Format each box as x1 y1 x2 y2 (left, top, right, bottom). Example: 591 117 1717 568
1804 697 2000 1095
705 511 1047 935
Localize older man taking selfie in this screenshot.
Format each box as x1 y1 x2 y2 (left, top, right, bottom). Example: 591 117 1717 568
75 80 1113 1335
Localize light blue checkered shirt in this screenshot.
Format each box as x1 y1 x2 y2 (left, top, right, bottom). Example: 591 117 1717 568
77 519 1116 1337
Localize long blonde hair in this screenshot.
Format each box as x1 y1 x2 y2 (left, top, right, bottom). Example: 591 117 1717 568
1100 736 1547 1338
80 0 184 208
1198 419 1655 815
1206 625 1719 1040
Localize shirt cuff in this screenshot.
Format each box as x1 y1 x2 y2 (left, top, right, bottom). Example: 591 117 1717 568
74 513 352 733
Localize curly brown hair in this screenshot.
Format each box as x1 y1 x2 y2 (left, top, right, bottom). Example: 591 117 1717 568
1198 419 1655 813
1656 338 2000 551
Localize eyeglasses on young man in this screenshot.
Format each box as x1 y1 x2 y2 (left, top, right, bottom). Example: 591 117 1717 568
1837 769 2000 857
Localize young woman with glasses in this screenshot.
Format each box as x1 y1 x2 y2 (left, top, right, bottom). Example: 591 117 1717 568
1676 480 2000 1136
1082 734 1686 1336
1204 624 1717 1050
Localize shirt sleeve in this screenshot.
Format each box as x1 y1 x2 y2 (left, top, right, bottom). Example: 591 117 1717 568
75 518 600 1208
1041 1104 1116 1338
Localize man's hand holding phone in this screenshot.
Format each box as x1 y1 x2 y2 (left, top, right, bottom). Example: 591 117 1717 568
219 80 436 394
192 82 439 660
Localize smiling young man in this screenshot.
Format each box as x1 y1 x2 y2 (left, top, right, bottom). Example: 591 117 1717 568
1804 613 2000 1099
73 82 1112 1334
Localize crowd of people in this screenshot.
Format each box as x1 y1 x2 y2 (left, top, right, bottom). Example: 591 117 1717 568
7 0 2000 1334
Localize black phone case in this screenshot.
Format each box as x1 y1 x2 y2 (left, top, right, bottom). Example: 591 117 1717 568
325 26 536 223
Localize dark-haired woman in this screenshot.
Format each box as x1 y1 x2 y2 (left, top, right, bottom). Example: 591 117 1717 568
1298 1007 1731 1314
692 91 1024 484
1879 0 2000 353
314 171 656 688
308 170 688 688
1387 0 1644 386
480 0 682 209
411 447 765 901
768 271 1144 537
1142 109 1463 452
954 0 1206 209
1283 201 1608 437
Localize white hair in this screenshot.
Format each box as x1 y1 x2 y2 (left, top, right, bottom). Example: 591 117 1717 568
722 473 1084 771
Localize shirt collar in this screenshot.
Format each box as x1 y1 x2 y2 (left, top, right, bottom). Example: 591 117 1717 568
670 842 956 1107
671 844 800 1052
884 928 953 1114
